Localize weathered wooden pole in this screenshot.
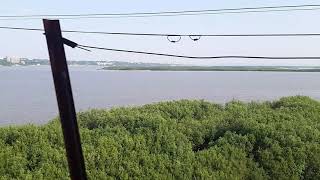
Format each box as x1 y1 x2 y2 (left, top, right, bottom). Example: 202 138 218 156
43 19 87 180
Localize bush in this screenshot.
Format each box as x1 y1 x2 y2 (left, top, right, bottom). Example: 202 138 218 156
0 96 320 179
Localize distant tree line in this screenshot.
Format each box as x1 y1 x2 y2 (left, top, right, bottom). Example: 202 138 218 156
0 96 320 179
0 59 13 66
103 66 320 72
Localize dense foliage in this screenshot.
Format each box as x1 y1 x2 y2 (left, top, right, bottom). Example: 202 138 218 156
0 59 13 66
103 66 320 72
1 96 320 179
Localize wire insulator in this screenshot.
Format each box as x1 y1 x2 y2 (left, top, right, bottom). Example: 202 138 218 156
189 35 201 41
167 35 181 43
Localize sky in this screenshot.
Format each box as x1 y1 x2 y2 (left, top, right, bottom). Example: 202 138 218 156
1 0 320 66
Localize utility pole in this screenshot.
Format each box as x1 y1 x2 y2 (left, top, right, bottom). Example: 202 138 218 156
43 19 87 180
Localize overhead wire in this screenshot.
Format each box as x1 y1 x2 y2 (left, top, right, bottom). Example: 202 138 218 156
0 4 320 20
77 44 320 60
1 7 320 60
1 26 320 38
0 27 319 59
3 4 320 17
0 27 43 31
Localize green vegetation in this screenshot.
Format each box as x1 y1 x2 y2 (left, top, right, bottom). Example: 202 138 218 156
0 59 13 66
1 96 320 179
103 65 320 72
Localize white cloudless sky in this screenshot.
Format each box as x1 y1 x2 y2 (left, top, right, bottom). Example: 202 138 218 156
1 0 320 66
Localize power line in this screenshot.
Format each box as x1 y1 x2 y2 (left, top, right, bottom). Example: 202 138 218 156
1 8 320 20
0 27 43 31
0 4 320 20
4 4 320 17
77 44 320 60
54 30 320 37
1 26 319 60
61 32 320 37
2 26 320 38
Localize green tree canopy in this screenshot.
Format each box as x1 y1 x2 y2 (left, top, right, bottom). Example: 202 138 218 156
0 96 320 179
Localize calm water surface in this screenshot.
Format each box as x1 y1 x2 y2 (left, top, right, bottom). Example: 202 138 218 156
1 66 320 125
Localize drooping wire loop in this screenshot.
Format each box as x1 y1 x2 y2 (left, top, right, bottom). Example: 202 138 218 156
189 35 201 41
167 35 181 43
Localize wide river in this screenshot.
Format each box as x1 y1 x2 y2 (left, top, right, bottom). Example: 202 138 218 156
1 66 320 125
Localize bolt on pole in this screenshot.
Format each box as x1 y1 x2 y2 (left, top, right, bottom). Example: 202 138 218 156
43 19 87 180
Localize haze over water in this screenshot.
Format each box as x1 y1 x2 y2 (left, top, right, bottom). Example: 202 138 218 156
1 65 320 125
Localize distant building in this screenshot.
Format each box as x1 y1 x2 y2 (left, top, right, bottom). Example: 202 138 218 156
19 58 29 65
4 56 21 64
20 58 29 61
97 61 112 66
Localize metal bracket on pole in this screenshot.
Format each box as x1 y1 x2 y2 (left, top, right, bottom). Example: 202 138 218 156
43 19 87 180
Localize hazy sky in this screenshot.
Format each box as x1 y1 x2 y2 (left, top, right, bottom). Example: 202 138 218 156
1 0 320 66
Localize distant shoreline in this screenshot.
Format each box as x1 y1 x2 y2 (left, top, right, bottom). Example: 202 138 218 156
2 64 320 72
2 59 320 72
102 66 320 72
